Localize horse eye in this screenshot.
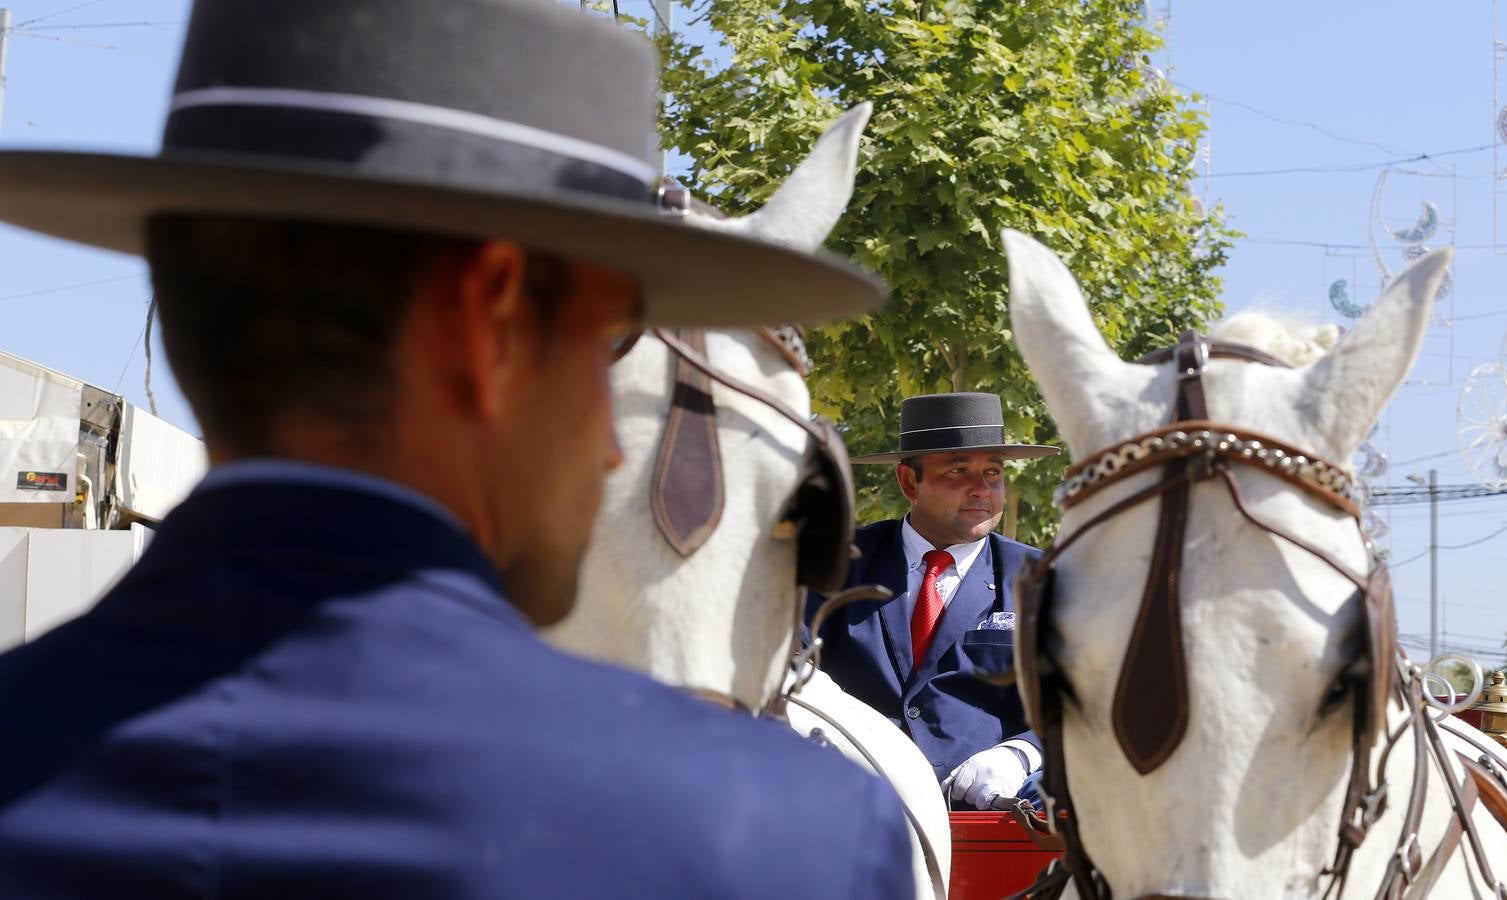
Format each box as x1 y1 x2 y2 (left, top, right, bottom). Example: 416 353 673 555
1318 676 1352 717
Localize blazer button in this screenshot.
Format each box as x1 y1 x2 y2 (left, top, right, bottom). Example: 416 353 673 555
906 706 920 719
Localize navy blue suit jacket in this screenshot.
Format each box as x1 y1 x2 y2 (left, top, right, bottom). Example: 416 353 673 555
0 480 912 899
807 520 1040 785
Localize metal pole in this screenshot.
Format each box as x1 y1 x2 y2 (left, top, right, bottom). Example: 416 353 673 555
1429 468 1439 660
652 0 671 175
0 10 12 138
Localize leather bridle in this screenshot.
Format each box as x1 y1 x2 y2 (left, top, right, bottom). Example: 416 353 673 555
999 330 1507 900
628 327 953 900
640 326 856 597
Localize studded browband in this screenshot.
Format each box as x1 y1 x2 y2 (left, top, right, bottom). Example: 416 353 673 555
1057 422 1362 520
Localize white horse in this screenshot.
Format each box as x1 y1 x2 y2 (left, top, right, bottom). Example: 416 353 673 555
1002 228 1507 899
545 105 951 900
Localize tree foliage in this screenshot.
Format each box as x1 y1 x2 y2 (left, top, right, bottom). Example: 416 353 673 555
657 0 1235 545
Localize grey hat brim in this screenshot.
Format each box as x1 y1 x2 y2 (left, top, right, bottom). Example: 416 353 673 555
850 443 1061 465
0 150 886 329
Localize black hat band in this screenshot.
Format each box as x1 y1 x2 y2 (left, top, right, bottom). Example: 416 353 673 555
897 423 1007 455
164 87 655 205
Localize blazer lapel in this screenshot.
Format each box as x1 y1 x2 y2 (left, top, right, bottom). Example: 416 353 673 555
872 524 916 685
917 538 998 675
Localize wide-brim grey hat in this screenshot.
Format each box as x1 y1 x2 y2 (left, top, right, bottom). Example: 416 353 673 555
0 0 885 329
850 392 1060 464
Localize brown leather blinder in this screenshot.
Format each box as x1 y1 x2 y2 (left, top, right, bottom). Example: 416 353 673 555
1362 563 1397 745
648 327 857 593
651 329 726 556
782 419 858 595
1109 331 1206 774
1012 563 1057 735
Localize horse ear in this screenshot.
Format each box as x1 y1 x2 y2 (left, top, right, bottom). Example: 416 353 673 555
1002 229 1137 455
1300 248 1451 458
690 102 871 252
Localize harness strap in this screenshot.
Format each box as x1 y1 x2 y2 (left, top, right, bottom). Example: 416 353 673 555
1399 756 1479 900
1459 753 1507 836
1042 681 1112 900
1216 468 1369 591
998 861 1073 900
650 327 829 444
1136 338 1292 369
1421 703 1504 893
1372 678 1434 900
1004 798 1067 852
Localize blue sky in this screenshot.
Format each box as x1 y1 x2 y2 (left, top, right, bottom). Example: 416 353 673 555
1 1 1502 671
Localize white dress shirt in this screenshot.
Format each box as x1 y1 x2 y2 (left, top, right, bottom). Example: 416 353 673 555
899 516 988 609
900 516 1043 776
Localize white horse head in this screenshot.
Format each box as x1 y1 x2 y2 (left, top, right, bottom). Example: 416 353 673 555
546 102 871 706
545 103 952 899
1003 229 1506 899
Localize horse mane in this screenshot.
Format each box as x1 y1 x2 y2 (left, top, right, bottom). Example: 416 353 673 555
1209 311 1342 368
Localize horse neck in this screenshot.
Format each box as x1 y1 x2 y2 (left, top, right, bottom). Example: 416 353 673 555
547 332 811 710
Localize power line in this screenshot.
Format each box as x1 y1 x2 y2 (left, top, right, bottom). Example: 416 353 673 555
0 273 143 303
1206 143 1495 179
16 21 181 31
111 317 147 395
1391 449 1461 467
1235 236 1507 251
7 30 117 50
1172 81 1404 156
1386 522 1507 569
1368 484 1507 506
12 0 106 30
1433 522 1507 551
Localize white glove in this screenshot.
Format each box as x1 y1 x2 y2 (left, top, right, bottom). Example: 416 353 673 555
942 744 1029 810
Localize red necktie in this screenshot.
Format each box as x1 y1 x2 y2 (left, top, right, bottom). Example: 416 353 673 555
911 549 955 669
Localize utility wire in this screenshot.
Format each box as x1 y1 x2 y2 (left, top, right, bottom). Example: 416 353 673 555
0 273 142 303
1172 81 1404 156
1368 484 1507 506
111 319 147 395
8 30 117 49
1386 522 1507 569
17 21 181 31
1390 449 1461 467
1236 237 1505 250
1206 143 1495 179
12 0 106 30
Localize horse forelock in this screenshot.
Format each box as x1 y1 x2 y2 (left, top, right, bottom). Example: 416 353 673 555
1209 310 1342 368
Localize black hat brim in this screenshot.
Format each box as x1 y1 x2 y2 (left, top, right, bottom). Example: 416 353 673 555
0 150 886 329
850 443 1061 465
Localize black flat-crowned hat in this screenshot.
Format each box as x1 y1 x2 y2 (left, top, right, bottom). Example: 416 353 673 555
849 392 1060 465
0 0 885 328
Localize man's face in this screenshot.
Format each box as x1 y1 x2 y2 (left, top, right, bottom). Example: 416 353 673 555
897 451 1007 547
491 262 637 625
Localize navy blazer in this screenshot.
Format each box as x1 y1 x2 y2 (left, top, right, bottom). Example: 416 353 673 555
807 519 1040 785
0 480 912 899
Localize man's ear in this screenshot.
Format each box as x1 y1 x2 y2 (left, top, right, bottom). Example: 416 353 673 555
451 240 529 418
896 462 919 502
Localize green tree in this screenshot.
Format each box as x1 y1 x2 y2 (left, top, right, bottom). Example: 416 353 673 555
658 0 1234 545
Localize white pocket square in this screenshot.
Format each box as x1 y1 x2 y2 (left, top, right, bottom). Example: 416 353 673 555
977 611 1016 631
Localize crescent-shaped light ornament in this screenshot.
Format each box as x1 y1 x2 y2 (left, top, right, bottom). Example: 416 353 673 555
1328 278 1367 318
1385 200 1439 244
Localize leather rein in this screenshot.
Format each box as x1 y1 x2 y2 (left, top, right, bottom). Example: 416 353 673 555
1003 331 1507 900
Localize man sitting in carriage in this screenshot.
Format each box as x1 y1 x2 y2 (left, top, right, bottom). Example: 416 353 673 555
808 391 1059 811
